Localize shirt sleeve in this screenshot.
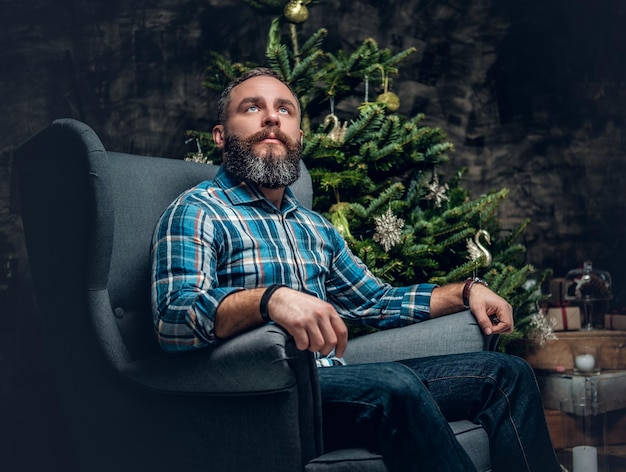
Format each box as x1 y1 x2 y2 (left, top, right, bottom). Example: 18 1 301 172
325 227 437 330
150 199 241 352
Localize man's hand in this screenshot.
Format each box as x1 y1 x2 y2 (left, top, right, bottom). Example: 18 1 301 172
467 283 514 336
268 287 348 357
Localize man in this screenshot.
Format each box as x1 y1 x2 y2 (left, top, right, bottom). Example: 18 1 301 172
151 67 561 471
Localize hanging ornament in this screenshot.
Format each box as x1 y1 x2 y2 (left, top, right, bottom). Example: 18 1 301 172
376 91 400 112
424 173 449 208
284 0 310 24
373 208 405 252
324 114 348 142
323 97 347 142
375 69 400 112
466 229 492 267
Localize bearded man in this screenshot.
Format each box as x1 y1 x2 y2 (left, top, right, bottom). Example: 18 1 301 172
151 67 561 472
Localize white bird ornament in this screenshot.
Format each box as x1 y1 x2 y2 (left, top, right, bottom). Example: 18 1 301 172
466 229 492 267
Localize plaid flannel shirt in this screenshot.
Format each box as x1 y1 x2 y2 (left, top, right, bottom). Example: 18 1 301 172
151 168 436 361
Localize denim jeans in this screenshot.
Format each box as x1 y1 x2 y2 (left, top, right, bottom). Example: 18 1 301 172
317 351 560 472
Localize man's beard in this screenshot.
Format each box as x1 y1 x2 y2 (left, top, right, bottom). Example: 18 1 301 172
222 127 302 189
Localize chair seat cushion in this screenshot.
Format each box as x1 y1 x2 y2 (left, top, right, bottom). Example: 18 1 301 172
304 448 387 472
304 421 491 472
305 420 490 472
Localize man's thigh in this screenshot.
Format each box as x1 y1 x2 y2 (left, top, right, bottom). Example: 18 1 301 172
397 350 529 421
316 360 483 471
317 362 432 451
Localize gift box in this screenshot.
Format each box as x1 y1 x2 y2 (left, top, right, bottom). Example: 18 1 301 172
604 314 626 330
546 306 581 331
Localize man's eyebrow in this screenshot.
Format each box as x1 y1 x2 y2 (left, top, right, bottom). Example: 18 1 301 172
276 97 297 109
237 96 261 109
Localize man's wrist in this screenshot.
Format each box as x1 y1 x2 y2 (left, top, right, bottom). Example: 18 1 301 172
462 277 489 309
260 284 287 322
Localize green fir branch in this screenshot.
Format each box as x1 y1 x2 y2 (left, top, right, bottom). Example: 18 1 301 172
300 28 328 57
343 104 386 143
266 43 292 80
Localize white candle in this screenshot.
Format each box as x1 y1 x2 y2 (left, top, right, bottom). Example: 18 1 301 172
575 354 595 372
573 445 597 472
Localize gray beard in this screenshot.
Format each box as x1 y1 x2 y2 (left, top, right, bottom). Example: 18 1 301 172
222 129 301 189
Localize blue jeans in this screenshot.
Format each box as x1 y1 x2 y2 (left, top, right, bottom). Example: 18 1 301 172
318 351 560 472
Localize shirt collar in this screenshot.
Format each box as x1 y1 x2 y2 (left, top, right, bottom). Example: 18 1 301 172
214 167 299 214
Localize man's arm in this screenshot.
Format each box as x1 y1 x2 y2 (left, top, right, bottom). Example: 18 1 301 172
430 282 514 336
215 287 348 358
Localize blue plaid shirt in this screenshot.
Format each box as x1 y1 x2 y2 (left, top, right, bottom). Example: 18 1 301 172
151 168 436 356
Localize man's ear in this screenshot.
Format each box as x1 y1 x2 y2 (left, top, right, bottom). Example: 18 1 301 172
213 124 225 149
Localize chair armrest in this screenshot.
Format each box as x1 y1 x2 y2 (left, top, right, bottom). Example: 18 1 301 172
122 324 310 395
343 310 497 364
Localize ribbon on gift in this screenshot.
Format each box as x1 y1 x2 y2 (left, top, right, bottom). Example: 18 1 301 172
561 306 569 330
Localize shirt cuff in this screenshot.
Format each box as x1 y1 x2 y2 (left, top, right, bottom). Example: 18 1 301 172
401 283 438 322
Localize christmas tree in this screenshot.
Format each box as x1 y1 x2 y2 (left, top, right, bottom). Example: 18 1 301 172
186 0 553 353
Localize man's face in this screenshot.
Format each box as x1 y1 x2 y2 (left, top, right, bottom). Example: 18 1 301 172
213 76 304 189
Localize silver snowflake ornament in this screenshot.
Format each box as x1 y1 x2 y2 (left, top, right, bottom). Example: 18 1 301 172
373 209 404 252
425 174 449 207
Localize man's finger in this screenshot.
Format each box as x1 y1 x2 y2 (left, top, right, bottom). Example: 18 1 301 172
291 327 310 352
330 315 348 358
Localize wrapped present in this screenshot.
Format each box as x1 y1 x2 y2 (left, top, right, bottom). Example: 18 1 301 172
546 306 581 331
547 278 567 307
604 314 626 330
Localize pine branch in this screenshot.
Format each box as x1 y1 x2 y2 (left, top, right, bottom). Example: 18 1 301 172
343 104 386 143
266 44 292 80
300 28 328 57
290 49 325 86
359 183 405 217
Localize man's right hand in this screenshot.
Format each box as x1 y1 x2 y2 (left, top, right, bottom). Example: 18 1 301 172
268 287 348 358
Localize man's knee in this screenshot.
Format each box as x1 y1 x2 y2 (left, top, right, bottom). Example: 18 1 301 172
477 351 537 386
373 363 431 405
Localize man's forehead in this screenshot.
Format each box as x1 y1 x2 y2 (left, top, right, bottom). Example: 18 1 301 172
231 76 297 103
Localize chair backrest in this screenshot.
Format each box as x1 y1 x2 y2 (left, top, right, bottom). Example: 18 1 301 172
17 118 313 371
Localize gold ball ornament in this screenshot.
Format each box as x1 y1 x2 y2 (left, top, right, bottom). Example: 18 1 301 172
376 91 400 112
284 0 309 23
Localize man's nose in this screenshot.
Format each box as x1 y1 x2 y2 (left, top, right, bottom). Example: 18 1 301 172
263 108 280 127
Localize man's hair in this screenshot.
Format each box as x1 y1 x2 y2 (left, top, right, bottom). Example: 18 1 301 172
217 67 301 124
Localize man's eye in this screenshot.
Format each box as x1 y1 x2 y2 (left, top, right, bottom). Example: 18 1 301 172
278 107 289 114
246 106 259 112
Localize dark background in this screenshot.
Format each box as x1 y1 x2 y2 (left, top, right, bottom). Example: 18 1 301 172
1 0 625 469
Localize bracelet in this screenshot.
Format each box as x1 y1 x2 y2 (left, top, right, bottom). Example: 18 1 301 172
260 284 287 322
462 277 489 309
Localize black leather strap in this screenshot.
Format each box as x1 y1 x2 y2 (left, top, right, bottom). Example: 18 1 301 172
260 284 287 322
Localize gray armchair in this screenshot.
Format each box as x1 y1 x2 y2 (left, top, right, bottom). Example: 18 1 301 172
16 118 495 471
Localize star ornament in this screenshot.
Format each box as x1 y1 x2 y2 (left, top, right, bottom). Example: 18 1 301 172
373 209 405 252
